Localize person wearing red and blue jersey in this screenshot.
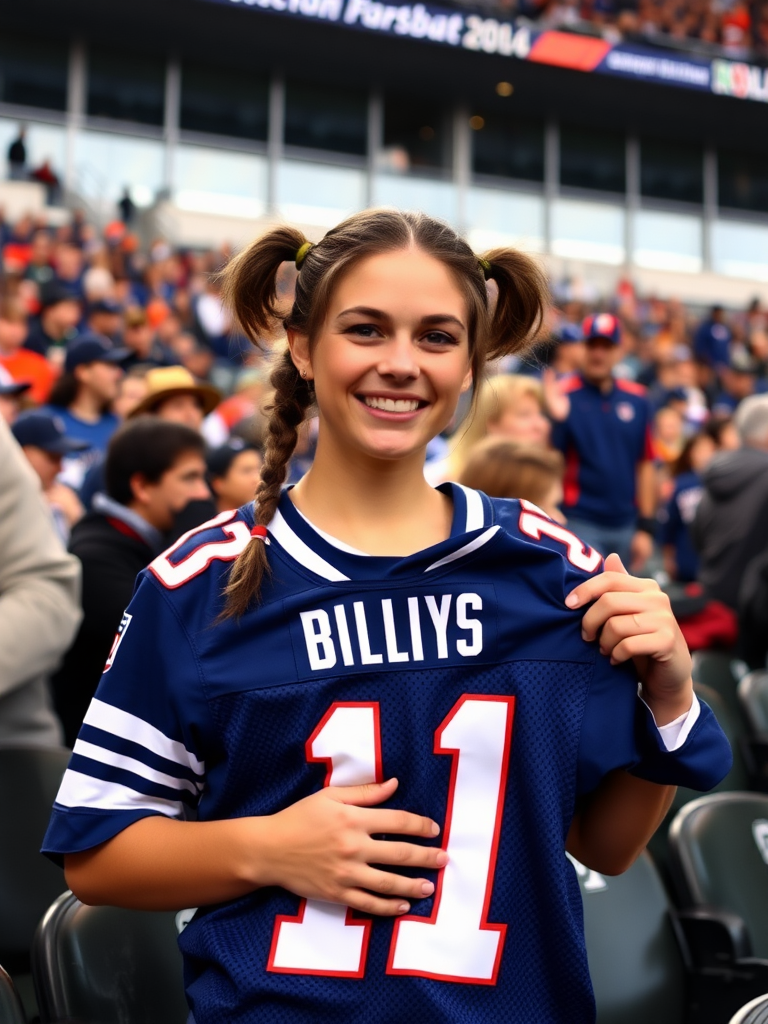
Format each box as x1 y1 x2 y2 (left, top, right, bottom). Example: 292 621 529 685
545 313 656 570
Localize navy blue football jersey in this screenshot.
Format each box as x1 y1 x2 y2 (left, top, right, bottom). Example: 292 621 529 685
43 484 731 1024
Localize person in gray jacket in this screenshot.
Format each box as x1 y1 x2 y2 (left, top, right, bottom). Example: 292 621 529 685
0 417 82 746
693 394 768 610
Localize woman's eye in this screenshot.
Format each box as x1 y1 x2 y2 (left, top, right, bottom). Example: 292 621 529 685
423 331 456 346
348 323 381 338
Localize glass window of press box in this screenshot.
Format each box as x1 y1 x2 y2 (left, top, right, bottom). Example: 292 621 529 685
718 150 768 214
87 49 166 126
560 125 626 195
471 114 544 183
0 35 68 110
284 82 367 156
180 63 268 142
382 97 453 174
640 138 703 205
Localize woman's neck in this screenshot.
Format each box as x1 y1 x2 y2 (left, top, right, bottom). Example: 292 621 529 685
289 440 453 557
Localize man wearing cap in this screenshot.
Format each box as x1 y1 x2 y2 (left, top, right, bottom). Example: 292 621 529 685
119 307 178 370
545 312 657 570
23 281 81 365
86 298 123 342
44 332 129 490
0 366 31 425
127 365 221 430
0 296 58 404
11 411 87 542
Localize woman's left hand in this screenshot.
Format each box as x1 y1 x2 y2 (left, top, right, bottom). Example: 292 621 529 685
565 552 693 726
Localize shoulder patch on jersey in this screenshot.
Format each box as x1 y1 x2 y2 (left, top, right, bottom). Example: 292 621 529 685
149 510 252 590
615 378 647 397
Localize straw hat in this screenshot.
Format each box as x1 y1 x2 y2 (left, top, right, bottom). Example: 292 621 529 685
127 366 222 418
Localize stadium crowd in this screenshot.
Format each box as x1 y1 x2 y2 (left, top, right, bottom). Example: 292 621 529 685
0 203 767 749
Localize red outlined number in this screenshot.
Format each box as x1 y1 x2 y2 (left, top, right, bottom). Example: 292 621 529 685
149 510 252 589
518 499 602 572
267 703 382 977
269 696 514 984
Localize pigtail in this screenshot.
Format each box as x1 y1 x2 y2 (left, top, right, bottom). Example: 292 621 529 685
221 225 309 344
481 248 550 362
223 349 313 618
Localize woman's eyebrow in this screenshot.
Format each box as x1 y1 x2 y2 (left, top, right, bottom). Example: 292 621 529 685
421 314 466 331
336 307 466 331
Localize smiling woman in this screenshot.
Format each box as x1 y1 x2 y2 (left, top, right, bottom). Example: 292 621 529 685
45 208 731 1024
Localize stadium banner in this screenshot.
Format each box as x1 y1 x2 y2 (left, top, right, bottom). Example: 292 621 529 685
200 0 768 104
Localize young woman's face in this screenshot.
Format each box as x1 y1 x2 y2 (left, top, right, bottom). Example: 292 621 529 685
488 392 550 447
291 248 473 463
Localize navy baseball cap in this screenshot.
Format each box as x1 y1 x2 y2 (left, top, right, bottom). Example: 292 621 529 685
583 313 621 345
87 297 122 316
11 411 90 454
64 332 130 374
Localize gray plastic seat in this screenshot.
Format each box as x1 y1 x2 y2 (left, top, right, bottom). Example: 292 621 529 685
669 792 768 958
730 994 768 1024
739 671 768 737
692 651 745 727
0 967 25 1024
32 891 188 1024
574 851 687 1024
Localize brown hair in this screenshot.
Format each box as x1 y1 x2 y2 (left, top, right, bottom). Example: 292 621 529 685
221 208 549 617
458 439 564 507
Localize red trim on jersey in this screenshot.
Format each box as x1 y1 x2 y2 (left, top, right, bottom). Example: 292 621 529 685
563 445 580 508
615 378 648 397
559 373 584 394
643 425 656 462
105 517 147 546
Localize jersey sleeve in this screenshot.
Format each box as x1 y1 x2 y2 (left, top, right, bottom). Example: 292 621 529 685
577 652 732 795
42 573 211 865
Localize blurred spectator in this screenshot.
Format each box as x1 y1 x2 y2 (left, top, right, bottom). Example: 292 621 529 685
0 417 81 746
11 411 87 544
127 365 221 431
24 282 81 366
45 333 128 490
693 304 732 373
0 296 57 404
24 229 55 289
0 366 31 425
711 349 763 415
53 243 86 299
446 374 550 480
206 438 263 514
118 187 136 226
7 126 26 181
202 366 266 447
30 158 61 205
458 439 566 522
120 307 178 369
112 366 150 420
660 429 718 583
653 404 686 466
86 298 123 341
546 312 656 569
549 322 585 377
693 394 768 610
52 417 209 745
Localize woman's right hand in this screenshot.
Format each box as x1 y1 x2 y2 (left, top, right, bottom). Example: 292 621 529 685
249 777 447 916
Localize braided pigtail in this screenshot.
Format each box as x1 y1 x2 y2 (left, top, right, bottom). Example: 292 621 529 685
223 349 313 618
480 248 550 362
221 225 309 344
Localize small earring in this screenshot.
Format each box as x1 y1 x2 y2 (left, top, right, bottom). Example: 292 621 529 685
300 369 307 379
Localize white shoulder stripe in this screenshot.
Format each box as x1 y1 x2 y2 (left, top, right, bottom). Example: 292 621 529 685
55 769 185 817
73 739 202 797
83 699 205 777
453 483 485 532
268 509 350 582
424 526 501 572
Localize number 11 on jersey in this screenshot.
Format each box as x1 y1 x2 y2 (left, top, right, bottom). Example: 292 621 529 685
268 695 515 984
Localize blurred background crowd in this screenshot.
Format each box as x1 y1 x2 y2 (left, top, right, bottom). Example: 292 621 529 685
2 197 768 751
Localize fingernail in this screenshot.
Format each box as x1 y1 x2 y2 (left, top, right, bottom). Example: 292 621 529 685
565 592 579 608
581 630 589 642
421 881 435 896
430 821 440 836
435 852 448 867
398 903 410 914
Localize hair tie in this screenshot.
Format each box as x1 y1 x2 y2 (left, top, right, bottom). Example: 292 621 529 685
478 257 492 280
295 242 313 269
250 524 270 545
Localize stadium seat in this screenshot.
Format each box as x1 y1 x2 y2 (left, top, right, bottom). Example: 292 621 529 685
574 851 687 1024
32 890 188 1024
738 672 768 789
0 966 25 1024
730 994 768 1024
0 746 71 1019
692 651 747 727
669 792 768 958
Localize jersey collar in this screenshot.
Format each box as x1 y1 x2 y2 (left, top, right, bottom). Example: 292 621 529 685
254 483 496 583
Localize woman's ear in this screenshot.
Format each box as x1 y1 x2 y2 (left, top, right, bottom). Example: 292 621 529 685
460 365 473 394
287 329 313 381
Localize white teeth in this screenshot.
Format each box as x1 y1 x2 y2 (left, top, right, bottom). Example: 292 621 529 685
364 397 420 412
